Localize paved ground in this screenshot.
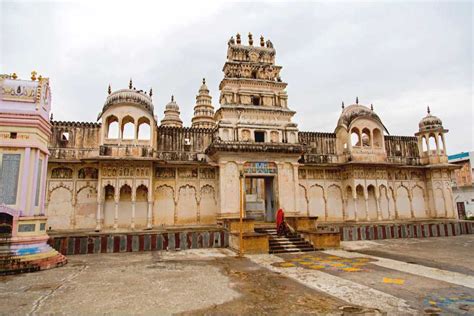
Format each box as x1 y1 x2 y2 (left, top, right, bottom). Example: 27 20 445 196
2 236 474 315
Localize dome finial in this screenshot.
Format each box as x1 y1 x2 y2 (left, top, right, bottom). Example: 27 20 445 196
202 78 206 84
248 32 253 45
50 113 53 121
129 78 133 89
236 33 241 45
260 35 265 47
356 96 359 104
342 101 345 110
149 88 153 97
427 106 431 114
171 95 174 102
370 103 374 111
108 84 111 95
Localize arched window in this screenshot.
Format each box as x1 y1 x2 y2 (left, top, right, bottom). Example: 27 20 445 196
429 134 437 152
252 96 260 106
137 117 151 140
438 134 444 153
106 116 119 139
362 128 371 147
351 128 361 147
422 136 428 152
122 116 135 139
372 128 382 147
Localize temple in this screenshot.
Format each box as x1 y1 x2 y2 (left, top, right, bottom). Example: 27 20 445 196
0 72 67 273
41 33 458 232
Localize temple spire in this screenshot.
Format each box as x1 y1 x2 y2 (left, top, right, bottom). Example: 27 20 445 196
191 78 215 129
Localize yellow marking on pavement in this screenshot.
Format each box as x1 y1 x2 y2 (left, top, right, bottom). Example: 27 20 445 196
309 265 325 270
383 277 405 285
299 261 312 265
342 267 361 272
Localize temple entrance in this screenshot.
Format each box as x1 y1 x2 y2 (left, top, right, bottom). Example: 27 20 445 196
0 213 13 237
244 176 276 222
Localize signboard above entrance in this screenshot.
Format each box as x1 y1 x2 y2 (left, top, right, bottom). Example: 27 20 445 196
244 162 277 175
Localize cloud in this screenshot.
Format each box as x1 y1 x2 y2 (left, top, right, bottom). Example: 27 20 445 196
1 1 472 153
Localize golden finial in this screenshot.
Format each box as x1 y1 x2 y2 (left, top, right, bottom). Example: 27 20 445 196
149 88 153 97
427 106 431 114
11 73 18 80
260 35 265 47
108 84 112 94
129 78 133 89
236 33 241 44
248 32 253 46
31 71 37 81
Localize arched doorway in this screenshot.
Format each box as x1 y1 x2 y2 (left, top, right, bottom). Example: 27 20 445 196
0 213 13 237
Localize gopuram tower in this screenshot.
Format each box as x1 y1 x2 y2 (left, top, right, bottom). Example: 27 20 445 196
208 33 303 222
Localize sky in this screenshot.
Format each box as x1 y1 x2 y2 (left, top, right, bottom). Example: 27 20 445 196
1 0 472 154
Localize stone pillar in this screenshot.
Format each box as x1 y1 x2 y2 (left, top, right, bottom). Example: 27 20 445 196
131 201 136 230
342 198 346 221
20 147 31 212
40 156 48 215
353 197 358 222
95 200 103 231
364 198 370 221
114 197 119 229
147 201 153 229
376 197 382 221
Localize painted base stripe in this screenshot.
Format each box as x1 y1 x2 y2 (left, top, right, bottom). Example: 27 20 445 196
247 254 416 314
323 250 474 289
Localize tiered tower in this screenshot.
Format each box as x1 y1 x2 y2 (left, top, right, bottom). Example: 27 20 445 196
160 95 183 127
214 33 298 144
191 78 216 129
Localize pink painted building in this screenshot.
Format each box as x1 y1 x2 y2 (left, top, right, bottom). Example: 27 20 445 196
0 72 66 274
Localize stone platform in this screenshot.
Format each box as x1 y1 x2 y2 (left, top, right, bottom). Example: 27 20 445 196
318 220 474 241
47 227 228 255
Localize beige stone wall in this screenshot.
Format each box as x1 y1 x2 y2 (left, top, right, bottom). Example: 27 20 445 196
297 166 456 222
153 166 219 226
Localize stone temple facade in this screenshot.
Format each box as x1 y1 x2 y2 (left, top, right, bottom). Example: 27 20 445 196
44 33 457 231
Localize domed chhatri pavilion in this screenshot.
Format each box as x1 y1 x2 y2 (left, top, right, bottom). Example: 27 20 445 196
42 33 458 232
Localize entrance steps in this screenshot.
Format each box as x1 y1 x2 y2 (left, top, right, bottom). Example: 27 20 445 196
255 228 315 254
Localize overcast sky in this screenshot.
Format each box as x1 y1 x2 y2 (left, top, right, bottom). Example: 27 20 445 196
1 1 472 154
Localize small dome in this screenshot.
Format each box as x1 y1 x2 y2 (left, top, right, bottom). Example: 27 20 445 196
337 104 389 133
160 95 183 128
98 88 154 120
419 107 443 131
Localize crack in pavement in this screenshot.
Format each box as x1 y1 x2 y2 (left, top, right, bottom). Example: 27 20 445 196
28 263 88 316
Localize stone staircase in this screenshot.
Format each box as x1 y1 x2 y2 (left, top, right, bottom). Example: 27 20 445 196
255 228 315 254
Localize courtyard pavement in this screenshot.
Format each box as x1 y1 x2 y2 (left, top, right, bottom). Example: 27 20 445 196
1 235 473 315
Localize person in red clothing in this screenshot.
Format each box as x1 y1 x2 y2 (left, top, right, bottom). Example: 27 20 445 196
276 208 286 236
